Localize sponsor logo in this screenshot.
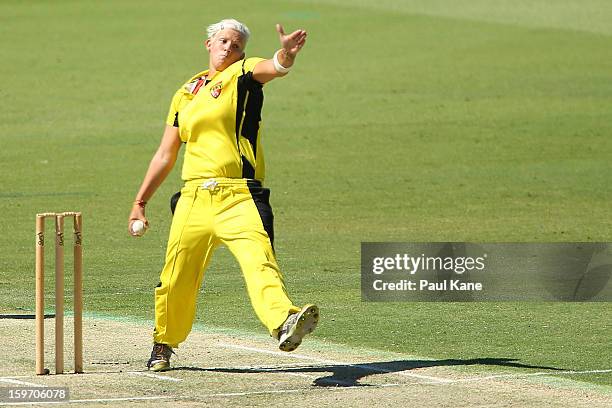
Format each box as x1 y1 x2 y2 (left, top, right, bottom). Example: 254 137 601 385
184 77 206 95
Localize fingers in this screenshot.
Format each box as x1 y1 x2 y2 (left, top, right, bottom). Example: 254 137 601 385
281 29 308 55
129 218 149 227
277 23 307 58
296 31 307 47
277 23 307 46
288 29 307 42
128 217 149 237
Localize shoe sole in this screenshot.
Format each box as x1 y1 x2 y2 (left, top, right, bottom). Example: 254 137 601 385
149 361 171 372
279 304 319 352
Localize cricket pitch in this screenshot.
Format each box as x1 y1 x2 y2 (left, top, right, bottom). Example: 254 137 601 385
0 316 610 407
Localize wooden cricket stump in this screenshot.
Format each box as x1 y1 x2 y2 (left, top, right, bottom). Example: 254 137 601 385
35 212 83 375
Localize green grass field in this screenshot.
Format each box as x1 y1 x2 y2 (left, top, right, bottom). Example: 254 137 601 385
1 0 611 393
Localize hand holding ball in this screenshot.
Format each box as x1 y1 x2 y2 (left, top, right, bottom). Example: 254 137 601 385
130 219 147 237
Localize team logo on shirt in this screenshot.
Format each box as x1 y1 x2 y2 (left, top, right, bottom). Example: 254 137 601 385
210 81 223 98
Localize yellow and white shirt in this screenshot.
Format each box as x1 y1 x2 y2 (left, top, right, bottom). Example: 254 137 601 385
166 57 267 182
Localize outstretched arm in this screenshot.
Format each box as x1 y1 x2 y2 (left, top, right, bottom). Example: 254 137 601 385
253 24 307 84
128 125 182 236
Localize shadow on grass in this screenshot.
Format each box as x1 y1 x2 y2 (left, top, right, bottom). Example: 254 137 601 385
175 357 562 387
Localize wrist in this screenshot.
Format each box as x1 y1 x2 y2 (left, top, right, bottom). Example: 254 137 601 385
133 199 147 209
281 48 296 61
273 49 291 74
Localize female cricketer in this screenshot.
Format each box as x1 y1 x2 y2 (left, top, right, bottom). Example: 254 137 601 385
128 18 319 372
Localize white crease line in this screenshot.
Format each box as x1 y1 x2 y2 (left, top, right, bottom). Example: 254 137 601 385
205 389 303 397
196 369 612 398
192 363 316 369
455 369 612 383
219 343 453 383
205 382 406 397
188 364 319 380
0 378 45 387
128 371 182 382
0 396 174 406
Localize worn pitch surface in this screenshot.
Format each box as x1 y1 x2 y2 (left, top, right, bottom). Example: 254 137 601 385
0 317 610 407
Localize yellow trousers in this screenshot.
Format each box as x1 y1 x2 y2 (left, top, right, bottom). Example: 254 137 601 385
153 178 300 347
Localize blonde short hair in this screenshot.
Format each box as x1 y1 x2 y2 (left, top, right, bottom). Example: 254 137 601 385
206 19 250 43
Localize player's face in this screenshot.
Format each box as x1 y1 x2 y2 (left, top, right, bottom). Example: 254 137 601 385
206 28 245 72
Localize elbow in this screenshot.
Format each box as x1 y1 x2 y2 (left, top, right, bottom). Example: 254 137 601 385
159 155 176 169
154 150 177 169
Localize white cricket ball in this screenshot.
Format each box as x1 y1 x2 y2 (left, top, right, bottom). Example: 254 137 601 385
131 220 146 236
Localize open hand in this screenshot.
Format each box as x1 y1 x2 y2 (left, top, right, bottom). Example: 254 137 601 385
276 24 307 58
